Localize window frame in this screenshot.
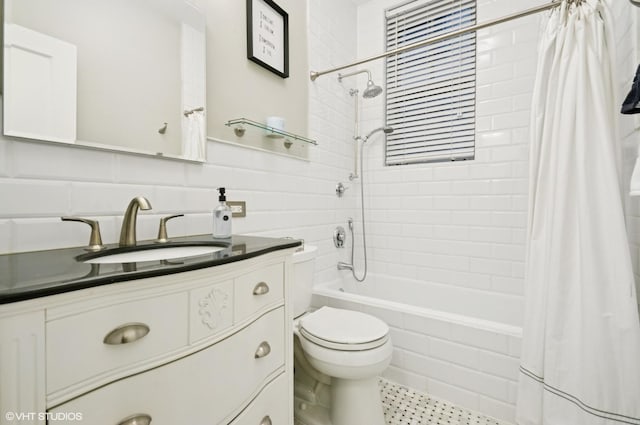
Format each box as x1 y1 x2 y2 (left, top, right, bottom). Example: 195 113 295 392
384 0 477 166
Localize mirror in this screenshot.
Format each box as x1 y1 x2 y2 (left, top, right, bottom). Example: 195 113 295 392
3 0 206 161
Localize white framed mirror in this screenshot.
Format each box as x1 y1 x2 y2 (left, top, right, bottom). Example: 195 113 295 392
3 0 207 162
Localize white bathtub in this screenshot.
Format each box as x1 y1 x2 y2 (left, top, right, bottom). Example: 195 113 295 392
312 274 522 424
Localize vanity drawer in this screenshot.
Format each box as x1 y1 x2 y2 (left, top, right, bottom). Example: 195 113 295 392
49 307 285 425
230 373 289 425
234 262 284 323
46 292 188 394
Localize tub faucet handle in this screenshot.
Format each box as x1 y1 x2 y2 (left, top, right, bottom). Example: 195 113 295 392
61 216 105 252
334 226 347 248
156 214 184 243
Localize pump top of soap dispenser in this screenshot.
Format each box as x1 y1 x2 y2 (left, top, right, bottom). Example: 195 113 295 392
218 187 226 202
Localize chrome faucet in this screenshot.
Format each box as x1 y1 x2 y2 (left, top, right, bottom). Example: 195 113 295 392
119 196 152 247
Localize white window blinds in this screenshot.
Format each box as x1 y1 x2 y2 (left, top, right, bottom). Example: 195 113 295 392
385 0 477 165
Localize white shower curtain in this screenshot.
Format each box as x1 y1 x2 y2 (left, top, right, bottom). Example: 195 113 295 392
182 110 206 161
516 1 640 424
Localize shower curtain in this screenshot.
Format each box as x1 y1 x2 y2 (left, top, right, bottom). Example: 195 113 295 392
516 1 640 424
182 110 206 161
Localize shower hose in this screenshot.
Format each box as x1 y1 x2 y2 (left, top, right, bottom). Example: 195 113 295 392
348 142 368 282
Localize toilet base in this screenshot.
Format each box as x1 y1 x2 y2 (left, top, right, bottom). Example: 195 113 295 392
294 398 331 425
294 377 386 425
331 377 386 425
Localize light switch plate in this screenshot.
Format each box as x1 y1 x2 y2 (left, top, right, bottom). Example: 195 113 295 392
227 201 246 217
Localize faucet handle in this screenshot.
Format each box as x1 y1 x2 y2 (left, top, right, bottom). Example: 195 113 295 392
156 214 184 243
61 216 105 252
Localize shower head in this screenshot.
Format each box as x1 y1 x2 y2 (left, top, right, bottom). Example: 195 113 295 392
362 126 394 143
363 80 383 98
338 69 383 99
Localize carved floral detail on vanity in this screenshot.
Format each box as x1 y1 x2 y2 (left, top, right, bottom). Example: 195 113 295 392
189 280 234 343
198 287 230 330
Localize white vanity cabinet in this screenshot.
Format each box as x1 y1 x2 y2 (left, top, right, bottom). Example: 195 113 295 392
0 249 294 425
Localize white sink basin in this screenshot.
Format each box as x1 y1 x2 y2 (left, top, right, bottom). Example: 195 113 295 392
85 246 225 264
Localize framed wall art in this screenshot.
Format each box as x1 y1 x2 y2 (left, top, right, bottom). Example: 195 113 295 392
246 0 289 78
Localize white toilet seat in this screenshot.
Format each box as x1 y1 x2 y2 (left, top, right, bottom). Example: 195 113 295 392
298 306 390 351
299 328 389 351
295 306 393 379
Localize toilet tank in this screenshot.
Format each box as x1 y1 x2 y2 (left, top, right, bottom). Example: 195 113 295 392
292 245 317 318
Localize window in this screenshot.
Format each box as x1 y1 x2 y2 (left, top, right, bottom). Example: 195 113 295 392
385 0 477 165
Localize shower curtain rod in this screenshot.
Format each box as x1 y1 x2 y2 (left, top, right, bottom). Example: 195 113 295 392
309 1 561 81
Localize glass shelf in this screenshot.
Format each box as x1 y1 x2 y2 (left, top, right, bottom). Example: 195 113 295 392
225 118 318 148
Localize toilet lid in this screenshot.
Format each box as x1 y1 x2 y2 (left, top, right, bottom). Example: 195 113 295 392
299 306 389 350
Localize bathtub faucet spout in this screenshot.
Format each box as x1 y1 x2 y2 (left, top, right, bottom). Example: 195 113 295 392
337 261 353 271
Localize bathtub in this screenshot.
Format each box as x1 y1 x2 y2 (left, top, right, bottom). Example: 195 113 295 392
311 274 522 424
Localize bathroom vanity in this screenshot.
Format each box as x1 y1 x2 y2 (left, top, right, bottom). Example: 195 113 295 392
0 235 299 425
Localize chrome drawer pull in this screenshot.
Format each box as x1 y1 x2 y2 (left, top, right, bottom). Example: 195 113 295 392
254 341 271 359
252 281 270 296
260 416 272 425
103 323 150 345
117 413 152 425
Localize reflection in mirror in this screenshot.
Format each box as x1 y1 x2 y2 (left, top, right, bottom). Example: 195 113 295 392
3 0 206 161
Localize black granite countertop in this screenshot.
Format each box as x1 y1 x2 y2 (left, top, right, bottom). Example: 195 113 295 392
0 235 302 304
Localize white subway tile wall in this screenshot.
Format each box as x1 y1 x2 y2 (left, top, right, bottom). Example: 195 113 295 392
354 0 543 328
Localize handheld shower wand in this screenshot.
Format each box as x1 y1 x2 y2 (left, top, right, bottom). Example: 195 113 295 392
338 127 394 282
348 126 394 180
362 126 394 143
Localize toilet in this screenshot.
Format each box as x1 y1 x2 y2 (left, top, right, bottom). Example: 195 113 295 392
292 245 392 425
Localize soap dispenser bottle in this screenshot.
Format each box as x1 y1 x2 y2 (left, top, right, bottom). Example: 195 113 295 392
213 187 232 238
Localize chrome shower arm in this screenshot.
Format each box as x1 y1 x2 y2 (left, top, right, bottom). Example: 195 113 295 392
338 69 372 82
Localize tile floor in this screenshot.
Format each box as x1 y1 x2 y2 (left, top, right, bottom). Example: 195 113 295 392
379 379 506 425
